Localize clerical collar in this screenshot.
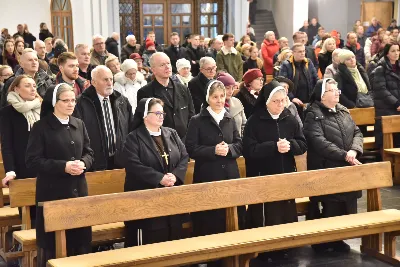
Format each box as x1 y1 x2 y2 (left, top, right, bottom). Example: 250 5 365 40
53 113 69 124
147 127 161 136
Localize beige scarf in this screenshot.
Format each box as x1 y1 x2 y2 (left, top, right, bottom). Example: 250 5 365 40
348 66 368 94
7 91 41 131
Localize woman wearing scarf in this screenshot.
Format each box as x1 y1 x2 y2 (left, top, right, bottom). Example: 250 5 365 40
175 58 193 87
243 80 307 261
217 72 247 136
324 48 342 78
25 83 94 267
235 68 264 118
122 97 189 247
185 80 243 267
303 78 363 253
114 59 147 113
334 49 371 109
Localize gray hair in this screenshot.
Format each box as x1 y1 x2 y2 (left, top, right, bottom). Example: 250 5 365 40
92 34 104 44
74 44 89 54
56 84 74 101
126 35 136 42
264 31 275 40
199 57 216 68
91 65 112 81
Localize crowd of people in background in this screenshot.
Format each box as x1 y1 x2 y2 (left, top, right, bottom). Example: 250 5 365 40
0 15 400 266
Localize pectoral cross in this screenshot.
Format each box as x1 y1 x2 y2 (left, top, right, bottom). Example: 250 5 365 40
161 152 169 165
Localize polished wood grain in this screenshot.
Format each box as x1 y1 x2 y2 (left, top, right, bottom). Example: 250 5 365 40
382 115 400 134
43 162 392 232
349 107 375 125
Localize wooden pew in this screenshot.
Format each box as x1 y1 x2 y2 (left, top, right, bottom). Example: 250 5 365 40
381 115 400 184
45 162 400 267
9 169 126 267
349 107 376 150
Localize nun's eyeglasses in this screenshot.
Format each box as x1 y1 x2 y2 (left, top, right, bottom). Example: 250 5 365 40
271 99 286 105
148 111 166 118
325 89 341 94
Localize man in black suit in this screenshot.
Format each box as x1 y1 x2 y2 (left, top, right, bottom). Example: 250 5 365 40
164 32 189 73
137 52 195 139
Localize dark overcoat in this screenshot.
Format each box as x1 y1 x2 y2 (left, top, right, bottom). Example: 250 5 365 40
187 72 210 114
25 114 94 249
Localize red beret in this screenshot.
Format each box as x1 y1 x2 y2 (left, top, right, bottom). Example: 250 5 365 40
129 53 143 61
243 68 263 85
145 39 155 49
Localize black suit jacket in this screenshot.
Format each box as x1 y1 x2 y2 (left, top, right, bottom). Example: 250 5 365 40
188 72 210 114
164 45 189 73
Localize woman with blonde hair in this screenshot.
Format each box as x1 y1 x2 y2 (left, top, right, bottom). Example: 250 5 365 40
243 46 265 75
318 37 337 75
273 48 292 77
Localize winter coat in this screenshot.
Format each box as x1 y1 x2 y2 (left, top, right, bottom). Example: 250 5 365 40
39 30 53 41
333 63 371 109
114 71 147 113
318 51 332 76
164 45 189 73
186 44 206 77
105 37 119 58
324 63 338 79
90 50 110 66
260 39 279 75
0 68 54 108
344 43 366 68
279 56 318 103
243 107 307 228
188 72 210 114
123 125 188 230
372 57 400 147
234 83 258 119
120 44 139 63
137 78 195 139
25 114 94 249
73 86 134 171
366 24 382 37
303 101 363 201
306 45 319 70
216 47 243 81
79 64 97 82
0 106 37 179
205 48 218 60
227 97 247 137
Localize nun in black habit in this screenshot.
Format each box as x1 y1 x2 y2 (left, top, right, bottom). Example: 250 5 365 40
25 83 94 267
242 80 307 260
122 97 189 247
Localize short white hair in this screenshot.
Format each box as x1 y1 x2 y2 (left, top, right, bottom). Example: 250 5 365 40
126 35 136 42
91 65 112 81
199 57 216 68
92 34 104 44
264 31 275 40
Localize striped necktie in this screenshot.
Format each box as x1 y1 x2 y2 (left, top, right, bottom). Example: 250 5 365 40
103 98 115 155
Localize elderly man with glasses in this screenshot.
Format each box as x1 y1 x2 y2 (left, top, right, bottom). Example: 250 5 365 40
90 34 110 66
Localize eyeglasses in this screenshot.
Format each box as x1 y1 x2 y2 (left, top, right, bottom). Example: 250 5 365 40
271 99 286 105
202 66 217 72
325 89 341 94
94 42 105 46
58 99 76 104
148 111 166 118
255 77 264 82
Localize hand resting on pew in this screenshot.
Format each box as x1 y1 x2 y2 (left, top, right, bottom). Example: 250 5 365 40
345 150 362 166
160 173 177 187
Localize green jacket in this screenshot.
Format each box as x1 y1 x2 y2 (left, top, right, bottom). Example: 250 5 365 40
216 47 243 82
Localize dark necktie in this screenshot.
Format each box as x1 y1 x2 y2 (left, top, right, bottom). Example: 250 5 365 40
103 98 115 155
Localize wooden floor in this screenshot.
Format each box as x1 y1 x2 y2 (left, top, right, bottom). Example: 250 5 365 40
3 187 400 267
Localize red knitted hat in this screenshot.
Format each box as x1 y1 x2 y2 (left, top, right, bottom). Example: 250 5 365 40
145 39 155 49
243 68 263 86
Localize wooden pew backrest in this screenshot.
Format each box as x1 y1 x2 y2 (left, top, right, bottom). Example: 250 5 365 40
349 107 375 125
382 115 400 149
43 162 392 233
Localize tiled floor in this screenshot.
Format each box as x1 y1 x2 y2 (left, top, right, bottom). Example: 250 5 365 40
2 187 400 267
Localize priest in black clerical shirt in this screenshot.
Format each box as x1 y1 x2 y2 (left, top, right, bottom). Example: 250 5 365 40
164 32 189 74
137 52 195 139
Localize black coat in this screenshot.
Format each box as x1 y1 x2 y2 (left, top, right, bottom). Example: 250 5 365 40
137 78 195 139
74 86 134 171
0 106 36 179
187 72 210 114
303 101 363 201
235 84 258 119
25 114 94 249
186 44 206 76
185 108 243 235
120 44 139 62
318 51 332 76
105 37 119 58
334 63 371 109
78 64 97 82
243 107 307 228
123 125 188 231
306 45 319 70
39 30 53 41
372 57 400 147
164 45 189 73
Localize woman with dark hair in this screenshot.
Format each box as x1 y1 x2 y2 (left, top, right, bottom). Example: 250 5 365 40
373 43 400 148
185 80 243 267
235 69 264 118
14 40 25 65
25 83 94 267
39 23 53 41
2 39 18 70
334 50 371 109
122 97 189 247
303 78 363 253
243 80 307 261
